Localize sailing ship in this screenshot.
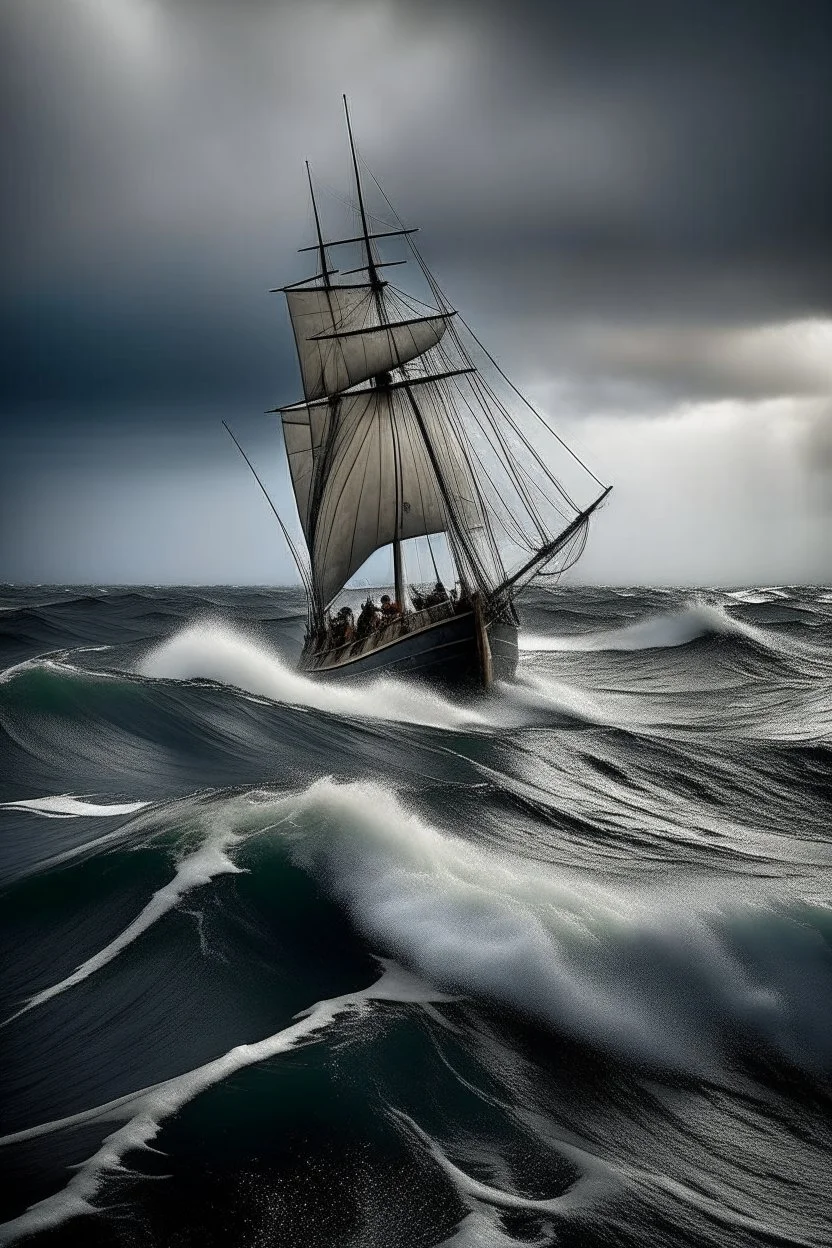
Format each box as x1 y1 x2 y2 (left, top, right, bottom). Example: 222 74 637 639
269 100 611 690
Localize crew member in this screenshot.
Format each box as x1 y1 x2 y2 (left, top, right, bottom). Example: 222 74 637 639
380 593 402 620
356 598 378 638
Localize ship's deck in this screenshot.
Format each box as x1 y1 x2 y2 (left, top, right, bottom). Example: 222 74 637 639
301 600 460 674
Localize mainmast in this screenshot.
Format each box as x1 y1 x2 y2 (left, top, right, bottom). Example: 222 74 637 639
343 94 405 606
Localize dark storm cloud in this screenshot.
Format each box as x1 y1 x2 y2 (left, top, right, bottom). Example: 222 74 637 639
2 0 831 412
2 0 831 583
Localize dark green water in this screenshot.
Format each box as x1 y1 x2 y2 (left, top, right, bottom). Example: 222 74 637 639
1 585 830 1246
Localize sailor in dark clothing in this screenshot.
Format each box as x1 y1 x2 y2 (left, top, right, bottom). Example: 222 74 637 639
380 594 402 620
426 581 449 606
356 598 379 638
332 605 355 645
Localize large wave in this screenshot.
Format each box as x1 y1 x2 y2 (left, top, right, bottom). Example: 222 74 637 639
12 780 830 1077
519 601 776 653
138 621 486 731
3 778 829 1244
0 960 448 1246
279 780 832 1075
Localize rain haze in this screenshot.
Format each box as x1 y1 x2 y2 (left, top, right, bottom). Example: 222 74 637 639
2 0 830 586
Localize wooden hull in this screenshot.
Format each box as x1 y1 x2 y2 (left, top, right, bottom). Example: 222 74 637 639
299 604 519 689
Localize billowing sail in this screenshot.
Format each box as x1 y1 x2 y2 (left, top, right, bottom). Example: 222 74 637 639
280 399 333 540
286 284 451 401
285 286 373 402
308 314 451 399
309 386 483 606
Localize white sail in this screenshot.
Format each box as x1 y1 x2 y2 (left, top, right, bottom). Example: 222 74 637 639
280 410 314 537
280 399 333 540
310 386 483 606
286 285 451 401
308 314 451 400
285 286 374 402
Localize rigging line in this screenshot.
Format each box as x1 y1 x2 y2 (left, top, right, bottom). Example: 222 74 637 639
401 379 490 594
425 532 442 583
458 360 573 533
468 359 580 509
446 372 559 542
305 161 330 288
396 395 443 583
397 241 581 518
441 311 580 514
430 380 505 563
513 455 572 528
413 244 602 499
362 164 606 493
454 315 606 489
426 380 505 587
466 368 558 533
495 487 611 598
222 421 313 601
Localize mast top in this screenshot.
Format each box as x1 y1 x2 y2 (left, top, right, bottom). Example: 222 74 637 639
305 160 330 289
343 95 382 290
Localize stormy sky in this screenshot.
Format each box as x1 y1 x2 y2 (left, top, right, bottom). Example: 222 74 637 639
1 0 830 585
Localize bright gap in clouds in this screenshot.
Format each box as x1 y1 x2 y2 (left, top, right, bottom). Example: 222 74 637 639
526 317 832 586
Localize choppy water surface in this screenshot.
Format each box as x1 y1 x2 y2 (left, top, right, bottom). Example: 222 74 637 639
0 584 830 1247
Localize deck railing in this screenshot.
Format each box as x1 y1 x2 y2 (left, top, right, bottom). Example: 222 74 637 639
304 599 459 670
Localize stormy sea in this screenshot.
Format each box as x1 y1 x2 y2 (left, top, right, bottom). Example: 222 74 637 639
0 584 830 1248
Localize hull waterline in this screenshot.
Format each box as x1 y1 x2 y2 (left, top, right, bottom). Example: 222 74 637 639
298 607 519 688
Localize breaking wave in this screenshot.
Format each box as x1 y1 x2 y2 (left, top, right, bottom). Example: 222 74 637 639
520 601 784 653
278 779 832 1074
138 621 485 731
2 585 830 1248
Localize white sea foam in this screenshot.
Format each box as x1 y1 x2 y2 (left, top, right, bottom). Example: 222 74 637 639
519 601 776 653
398 1110 611 1219
498 673 617 727
280 779 832 1074
0 963 449 1246
726 589 782 604
0 796 150 819
139 621 485 731
2 819 242 1026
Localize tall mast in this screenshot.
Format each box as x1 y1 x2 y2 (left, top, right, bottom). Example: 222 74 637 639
343 95 405 606
305 161 330 288
343 95 381 290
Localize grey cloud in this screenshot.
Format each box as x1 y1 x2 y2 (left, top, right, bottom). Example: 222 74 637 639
2 0 831 582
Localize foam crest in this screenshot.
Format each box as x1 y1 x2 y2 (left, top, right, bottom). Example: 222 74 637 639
0 795 150 819
498 673 617 728
139 621 484 730
282 779 832 1073
520 600 776 653
726 589 785 605
0 962 449 1245
397 1111 611 1219
3 819 242 1026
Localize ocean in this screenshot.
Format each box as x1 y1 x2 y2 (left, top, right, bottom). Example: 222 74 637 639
0 584 830 1247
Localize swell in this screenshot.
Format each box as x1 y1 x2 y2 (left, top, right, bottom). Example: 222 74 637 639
276 779 832 1075
8 782 829 1077
2 779 829 1246
137 621 487 730
519 600 800 654
0 962 450 1246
